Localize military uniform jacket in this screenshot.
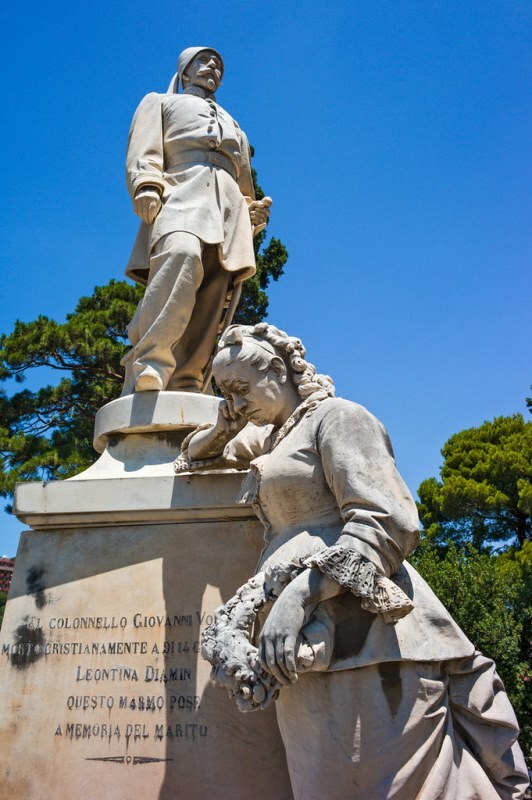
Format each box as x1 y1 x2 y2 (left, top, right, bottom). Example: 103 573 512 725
125 91 256 285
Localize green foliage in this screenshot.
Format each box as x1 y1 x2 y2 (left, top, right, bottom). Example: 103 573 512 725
0 280 143 503
416 412 532 757
235 232 287 325
0 169 287 506
418 415 532 549
0 591 6 629
234 165 287 324
412 539 532 754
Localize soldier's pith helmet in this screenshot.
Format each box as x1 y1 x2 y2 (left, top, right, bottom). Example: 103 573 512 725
170 47 224 93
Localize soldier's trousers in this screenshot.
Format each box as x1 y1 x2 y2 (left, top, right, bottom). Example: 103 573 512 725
123 231 231 393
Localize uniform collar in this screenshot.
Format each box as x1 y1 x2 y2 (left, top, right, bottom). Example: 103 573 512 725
183 85 216 101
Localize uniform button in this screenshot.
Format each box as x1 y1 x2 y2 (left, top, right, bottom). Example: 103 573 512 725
207 126 213 132
210 111 216 117
209 140 216 149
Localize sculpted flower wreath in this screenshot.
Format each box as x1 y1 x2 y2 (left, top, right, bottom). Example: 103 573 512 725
201 563 316 712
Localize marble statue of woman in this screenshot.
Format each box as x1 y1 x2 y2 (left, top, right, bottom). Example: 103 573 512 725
175 323 529 800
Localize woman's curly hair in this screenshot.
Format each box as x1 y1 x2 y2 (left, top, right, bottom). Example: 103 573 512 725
214 322 335 400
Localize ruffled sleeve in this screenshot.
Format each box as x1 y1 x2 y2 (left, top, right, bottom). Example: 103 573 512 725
304 544 414 624
316 400 420 578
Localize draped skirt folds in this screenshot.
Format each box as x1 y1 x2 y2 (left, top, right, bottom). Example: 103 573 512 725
274 653 528 800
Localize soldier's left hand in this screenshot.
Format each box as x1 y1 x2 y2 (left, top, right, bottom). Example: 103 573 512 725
248 197 272 236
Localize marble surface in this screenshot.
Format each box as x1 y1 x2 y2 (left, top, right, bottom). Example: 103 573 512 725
1 475 292 799
93 391 219 453
179 322 529 800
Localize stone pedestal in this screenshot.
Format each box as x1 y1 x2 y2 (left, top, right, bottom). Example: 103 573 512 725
0 394 292 800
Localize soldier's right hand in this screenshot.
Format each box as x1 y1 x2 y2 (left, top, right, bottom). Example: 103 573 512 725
248 197 272 236
134 187 162 225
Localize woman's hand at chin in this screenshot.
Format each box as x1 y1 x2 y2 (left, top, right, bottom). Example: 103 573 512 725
187 399 247 461
217 398 248 436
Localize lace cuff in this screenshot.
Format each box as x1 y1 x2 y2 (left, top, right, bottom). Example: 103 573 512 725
173 424 222 473
303 544 414 624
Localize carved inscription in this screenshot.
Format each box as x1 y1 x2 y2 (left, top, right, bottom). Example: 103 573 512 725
2 609 219 758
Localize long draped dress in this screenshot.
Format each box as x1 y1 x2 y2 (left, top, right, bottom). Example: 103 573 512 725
184 396 529 799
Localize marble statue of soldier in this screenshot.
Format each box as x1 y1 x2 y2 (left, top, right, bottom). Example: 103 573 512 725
122 46 271 393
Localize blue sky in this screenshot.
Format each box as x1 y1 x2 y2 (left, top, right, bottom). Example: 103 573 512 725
1 0 530 556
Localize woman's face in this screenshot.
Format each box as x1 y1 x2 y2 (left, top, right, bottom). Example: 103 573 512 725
214 350 296 428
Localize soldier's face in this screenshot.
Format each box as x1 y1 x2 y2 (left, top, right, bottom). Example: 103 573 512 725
185 52 222 93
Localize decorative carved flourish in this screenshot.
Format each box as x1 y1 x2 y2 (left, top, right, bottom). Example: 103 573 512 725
85 756 173 766
201 563 317 712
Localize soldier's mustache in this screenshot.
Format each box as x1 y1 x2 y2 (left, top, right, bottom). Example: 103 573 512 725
197 67 219 78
